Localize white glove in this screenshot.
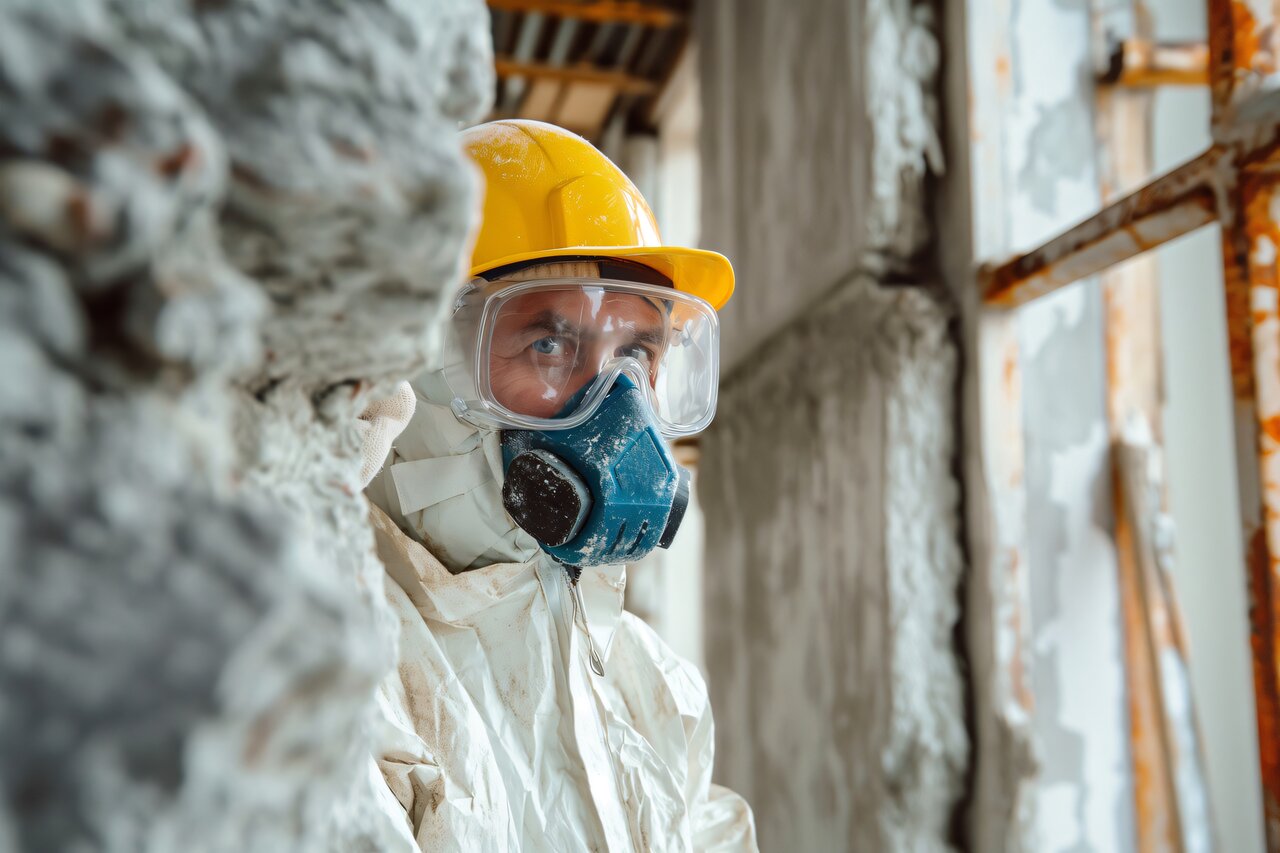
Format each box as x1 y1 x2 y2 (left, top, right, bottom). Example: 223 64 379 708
357 382 416 489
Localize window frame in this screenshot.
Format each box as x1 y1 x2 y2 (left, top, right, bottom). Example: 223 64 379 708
977 2 1280 848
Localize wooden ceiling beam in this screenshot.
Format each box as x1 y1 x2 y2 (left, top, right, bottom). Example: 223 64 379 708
494 56 656 95
486 0 683 28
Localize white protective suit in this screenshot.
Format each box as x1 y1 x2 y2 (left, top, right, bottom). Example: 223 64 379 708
363 369 758 852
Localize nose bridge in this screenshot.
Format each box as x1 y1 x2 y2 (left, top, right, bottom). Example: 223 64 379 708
581 335 615 375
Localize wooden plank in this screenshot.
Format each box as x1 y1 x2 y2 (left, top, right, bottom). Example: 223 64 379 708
494 56 655 95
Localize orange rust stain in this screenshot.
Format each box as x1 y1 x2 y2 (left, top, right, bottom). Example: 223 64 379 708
156 142 197 178
1103 282 1129 399
1229 180 1280 410
1229 1 1278 76
995 53 1011 85
1266 415 1280 443
1114 490 1180 851
1005 549 1034 712
1209 0 1235 103
63 191 94 244
1225 270 1256 399
1244 525 1280 811
1002 346 1017 396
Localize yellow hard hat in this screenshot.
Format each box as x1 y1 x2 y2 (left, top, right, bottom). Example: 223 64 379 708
460 120 734 310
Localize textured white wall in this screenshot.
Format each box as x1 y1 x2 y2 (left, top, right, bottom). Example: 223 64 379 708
0 1 490 849
697 0 965 849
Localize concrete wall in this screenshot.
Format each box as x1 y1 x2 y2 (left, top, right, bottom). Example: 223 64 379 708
699 0 866 372
696 0 966 849
0 2 490 849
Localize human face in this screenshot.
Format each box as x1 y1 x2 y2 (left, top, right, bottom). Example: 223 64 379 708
487 287 668 418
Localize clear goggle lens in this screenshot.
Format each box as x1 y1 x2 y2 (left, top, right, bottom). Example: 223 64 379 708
442 278 719 437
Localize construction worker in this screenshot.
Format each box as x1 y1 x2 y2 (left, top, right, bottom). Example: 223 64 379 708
364 120 757 851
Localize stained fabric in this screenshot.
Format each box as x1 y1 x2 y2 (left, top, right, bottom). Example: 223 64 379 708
367 504 757 852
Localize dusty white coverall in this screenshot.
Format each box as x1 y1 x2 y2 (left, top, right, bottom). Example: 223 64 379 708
363 373 757 852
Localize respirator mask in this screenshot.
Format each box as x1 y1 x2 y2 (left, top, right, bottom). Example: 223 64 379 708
440 271 720 566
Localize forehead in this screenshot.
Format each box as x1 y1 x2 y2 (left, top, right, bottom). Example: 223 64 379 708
495 287 665 324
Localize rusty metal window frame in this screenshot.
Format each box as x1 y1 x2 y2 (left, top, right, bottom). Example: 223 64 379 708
979 2 1280 847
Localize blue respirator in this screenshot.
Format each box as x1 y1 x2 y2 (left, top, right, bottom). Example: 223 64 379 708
500 374 691 566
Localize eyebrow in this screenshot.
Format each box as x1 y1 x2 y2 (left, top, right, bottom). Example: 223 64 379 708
631 327 667 346
519 310 667 346
520 311 575 336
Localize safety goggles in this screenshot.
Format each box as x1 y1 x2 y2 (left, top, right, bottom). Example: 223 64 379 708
440 277 720 438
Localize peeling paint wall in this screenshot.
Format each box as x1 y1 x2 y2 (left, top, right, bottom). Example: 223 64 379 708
0 2 490 849
944 0 1141 849
696 0 965 849
1021 288 1135 852
1001 1 1138 847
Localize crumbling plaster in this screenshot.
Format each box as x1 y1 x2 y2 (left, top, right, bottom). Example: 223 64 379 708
0 1 491 849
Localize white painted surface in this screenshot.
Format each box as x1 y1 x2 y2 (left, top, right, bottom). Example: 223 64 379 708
996 0 1137 848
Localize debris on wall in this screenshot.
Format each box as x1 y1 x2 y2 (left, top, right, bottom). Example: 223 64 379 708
0 1 490 849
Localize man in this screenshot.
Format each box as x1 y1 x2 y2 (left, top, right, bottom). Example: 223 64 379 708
365 120 756 851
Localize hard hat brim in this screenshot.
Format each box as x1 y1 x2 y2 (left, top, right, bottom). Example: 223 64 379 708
471 245 735 310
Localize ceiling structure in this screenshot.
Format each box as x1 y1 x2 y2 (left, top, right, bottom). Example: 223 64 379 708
485 0 692 141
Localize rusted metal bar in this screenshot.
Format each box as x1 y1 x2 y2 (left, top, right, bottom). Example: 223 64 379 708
985 0 1280 307
1103 39 1210 88
493 57 656 95
486 0 682 28
983 149 1221 308
1222 172 1280 849
1209 3 1280 847
1207 0 1280 122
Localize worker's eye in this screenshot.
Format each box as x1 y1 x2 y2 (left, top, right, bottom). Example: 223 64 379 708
531 335 567 356
617 343 657 363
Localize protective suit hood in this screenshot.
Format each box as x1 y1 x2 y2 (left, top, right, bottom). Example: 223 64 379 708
366 369 540 573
